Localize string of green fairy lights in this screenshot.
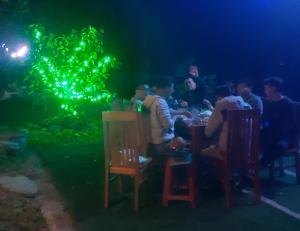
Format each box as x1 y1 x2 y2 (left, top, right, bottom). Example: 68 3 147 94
27 25 118 115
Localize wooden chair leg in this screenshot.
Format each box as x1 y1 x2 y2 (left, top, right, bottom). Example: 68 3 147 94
295 153 300 184
188 166 197 208
224 168 232 208
193 164 199 206
133 176 139 211
104 170 109 209
254 169 261 204
279 158 285 177
162 160 172 207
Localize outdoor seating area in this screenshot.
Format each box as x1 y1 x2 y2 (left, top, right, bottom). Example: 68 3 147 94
1 1 300 231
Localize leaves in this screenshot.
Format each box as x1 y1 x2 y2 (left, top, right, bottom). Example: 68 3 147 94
26 24 118 115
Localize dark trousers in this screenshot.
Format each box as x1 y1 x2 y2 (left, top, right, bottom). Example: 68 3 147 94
261 130 289 165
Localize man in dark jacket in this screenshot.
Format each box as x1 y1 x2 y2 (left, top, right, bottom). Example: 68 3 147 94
261 77 296 165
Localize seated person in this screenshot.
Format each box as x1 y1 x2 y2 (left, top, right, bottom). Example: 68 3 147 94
261 77 296 165
187 64 206 92
165 95 180 110
202 84 251 159
130 83 150 111
143 75 190 160
180 77 205 108
236 78 263 115
110 97 125 111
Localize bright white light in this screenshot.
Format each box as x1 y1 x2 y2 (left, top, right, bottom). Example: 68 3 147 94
10 45 29 59
5 48 9 52
16 46 29 57
1 43 5 48
11 52 17 59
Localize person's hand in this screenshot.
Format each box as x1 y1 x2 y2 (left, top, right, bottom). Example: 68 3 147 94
180 100 188 108
203 99 213 110
183 110 192 118
170 137 190 149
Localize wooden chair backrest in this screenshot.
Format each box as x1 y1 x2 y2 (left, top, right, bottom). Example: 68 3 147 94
137 112 151 155
226 109 260 175
102 111 149 169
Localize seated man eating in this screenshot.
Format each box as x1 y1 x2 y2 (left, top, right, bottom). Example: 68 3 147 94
202 84 251 159
143 75 190 161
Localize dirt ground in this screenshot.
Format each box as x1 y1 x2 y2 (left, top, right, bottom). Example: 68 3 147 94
0 149 74 231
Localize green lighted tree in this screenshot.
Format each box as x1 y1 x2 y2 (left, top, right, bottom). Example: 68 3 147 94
26 24 118 115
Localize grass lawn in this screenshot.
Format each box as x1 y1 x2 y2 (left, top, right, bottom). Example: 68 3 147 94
36 142 300 231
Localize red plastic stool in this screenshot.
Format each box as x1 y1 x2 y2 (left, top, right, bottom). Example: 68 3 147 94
162 157 198 207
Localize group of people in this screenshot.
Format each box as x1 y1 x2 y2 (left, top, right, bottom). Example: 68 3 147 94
128 65 297 169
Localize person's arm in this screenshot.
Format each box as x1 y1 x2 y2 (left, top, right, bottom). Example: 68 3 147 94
170 108 192 118
252 96 263 115
281 100 296 136
205 101 223 137
203 99 214 111
257 97 264 115
261 99 270 128
156 98 174 131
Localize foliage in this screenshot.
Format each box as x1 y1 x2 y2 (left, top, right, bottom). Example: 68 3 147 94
25 24 118 115
0 0 30 20
26 114 103 147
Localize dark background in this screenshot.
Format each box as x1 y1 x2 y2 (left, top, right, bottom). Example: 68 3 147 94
2 0 300 99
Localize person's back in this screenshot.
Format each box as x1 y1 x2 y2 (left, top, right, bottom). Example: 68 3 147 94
205 95 251 153
143 95 174 144
144 75 191 161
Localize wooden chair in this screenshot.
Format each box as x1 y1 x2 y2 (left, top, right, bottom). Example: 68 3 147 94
102 111 151 211
162 155 198 208
270 102 300 184
215 109 261 207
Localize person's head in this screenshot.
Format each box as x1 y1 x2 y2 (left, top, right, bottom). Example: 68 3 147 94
134 84 150 100
150 75 174 97
236 79 253 97
225 81 236 95
214 84 231 101
184 77 197 91
189 65 199 78
264 76 284 100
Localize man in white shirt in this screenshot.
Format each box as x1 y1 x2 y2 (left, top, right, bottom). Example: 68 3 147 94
143 75 190 159
203 84 251 158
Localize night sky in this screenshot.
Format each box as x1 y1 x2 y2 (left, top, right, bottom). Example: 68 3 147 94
3 0 300 99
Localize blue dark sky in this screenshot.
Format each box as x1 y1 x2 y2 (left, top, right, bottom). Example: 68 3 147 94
24 0 300 98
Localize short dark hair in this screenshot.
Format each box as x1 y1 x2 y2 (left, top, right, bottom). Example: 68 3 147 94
215 84 231 98
236 78 253 88
264 76 284 92
150 75 174 89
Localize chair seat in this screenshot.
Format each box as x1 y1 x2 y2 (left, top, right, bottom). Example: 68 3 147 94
110 156 152 176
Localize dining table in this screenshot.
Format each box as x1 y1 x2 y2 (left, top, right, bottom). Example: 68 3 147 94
174 109 214 156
